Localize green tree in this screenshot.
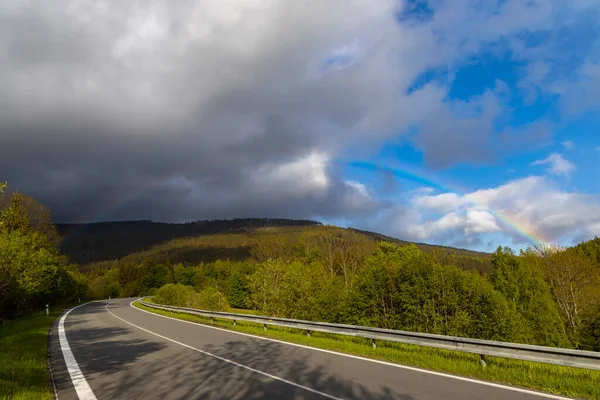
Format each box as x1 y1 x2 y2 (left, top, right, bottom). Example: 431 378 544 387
491 247 569 346
154 283 228 311
195 286 228 311
227 273 250 309
580 312 600 351
538 246 600 345
248 258 346 321
0 192 61 247
154 283 198 307
106 282 121 298
141 264 173 291
173 263 194 286
348 243 525 341
0 230 64 320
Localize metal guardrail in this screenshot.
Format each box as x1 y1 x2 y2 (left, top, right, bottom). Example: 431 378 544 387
138 300 600 370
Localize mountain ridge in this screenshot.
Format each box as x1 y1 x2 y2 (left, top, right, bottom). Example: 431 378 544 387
56 218 489 265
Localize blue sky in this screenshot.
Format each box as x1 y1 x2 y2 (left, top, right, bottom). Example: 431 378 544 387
324 0 600 251
2 0 600 252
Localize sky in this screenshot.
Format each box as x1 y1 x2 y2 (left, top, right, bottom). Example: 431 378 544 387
1 0 599 252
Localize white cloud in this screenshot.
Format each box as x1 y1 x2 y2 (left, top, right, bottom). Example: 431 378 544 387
345 180 369 197
414 192 464 213
1 0 600 227
258 152 329 195
532 153 576 177
562 140 574 150
359 176 600 249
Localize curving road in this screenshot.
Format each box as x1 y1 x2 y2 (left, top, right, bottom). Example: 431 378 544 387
49 298 569 400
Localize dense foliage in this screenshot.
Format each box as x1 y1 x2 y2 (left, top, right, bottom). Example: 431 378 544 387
2 180 598 351
94 226 599 350
153 283 228 311
0 186 87 323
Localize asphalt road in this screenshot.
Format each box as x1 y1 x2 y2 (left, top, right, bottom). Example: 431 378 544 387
49 298 568 400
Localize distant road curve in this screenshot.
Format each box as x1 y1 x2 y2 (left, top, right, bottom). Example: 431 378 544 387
49 299 571 400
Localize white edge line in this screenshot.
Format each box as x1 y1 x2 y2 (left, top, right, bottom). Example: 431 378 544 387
106 301 343 400
58 303 98 400
48 326 59 400
130 299 573 400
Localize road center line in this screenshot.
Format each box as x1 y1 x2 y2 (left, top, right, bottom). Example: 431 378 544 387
59 303 98 400
130 300 572 400
105 302 344 400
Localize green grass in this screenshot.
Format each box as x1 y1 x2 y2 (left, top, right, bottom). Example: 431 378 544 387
0 310 63 400
135 301 600 399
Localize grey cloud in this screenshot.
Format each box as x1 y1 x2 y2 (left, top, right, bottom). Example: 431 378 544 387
2 0 597 228
1 0 413 222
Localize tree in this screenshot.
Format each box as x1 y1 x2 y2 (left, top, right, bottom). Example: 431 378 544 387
298 227 374 288
348 243 525 341
173 263 194 286
154 283 228 311
491 247 569 346
0 185 88 320
250 237 296 262
580 311 600 351
0 230 63 320
539 247 600 345
227 273 250 309
0 191 61 247
248 258 345 321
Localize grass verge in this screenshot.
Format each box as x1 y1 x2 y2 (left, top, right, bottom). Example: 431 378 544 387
135 301 600 399
0 310 63 400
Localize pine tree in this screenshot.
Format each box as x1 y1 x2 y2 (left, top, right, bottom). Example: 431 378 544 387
227 273 250 309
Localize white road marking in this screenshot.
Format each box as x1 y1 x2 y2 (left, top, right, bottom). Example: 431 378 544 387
59 304 98 400
106 302 344 400
129 299 572 400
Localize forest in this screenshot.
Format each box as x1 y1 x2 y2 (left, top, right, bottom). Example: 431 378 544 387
1 184 599 351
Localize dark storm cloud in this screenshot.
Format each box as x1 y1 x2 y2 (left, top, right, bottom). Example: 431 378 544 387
2 0 588 233
1 0 414 222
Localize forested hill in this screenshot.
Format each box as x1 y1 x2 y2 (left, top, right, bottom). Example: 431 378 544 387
349 228 490 258
56 218 322 264
56 219 489 265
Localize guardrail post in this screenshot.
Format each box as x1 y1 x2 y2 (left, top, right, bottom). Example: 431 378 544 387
372 338 376 349
480 354 487 367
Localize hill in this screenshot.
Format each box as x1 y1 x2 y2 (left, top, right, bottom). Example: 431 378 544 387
56 219 491 273
56 218 321 264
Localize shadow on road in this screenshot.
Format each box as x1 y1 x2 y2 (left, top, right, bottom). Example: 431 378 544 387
83 335 416 399
61 301 415 399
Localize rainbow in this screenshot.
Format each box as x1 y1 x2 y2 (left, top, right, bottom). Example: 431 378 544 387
59 182 165 245
350 161 547 245
62 161 547 247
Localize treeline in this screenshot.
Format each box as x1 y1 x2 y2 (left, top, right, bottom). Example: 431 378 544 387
2 183 598 351
0 184 87 323
57 218 322 264
90 225 600 350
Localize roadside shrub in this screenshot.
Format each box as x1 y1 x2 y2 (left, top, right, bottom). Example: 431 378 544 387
194 286 228 311
153 283 228 311
153 283 197 307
